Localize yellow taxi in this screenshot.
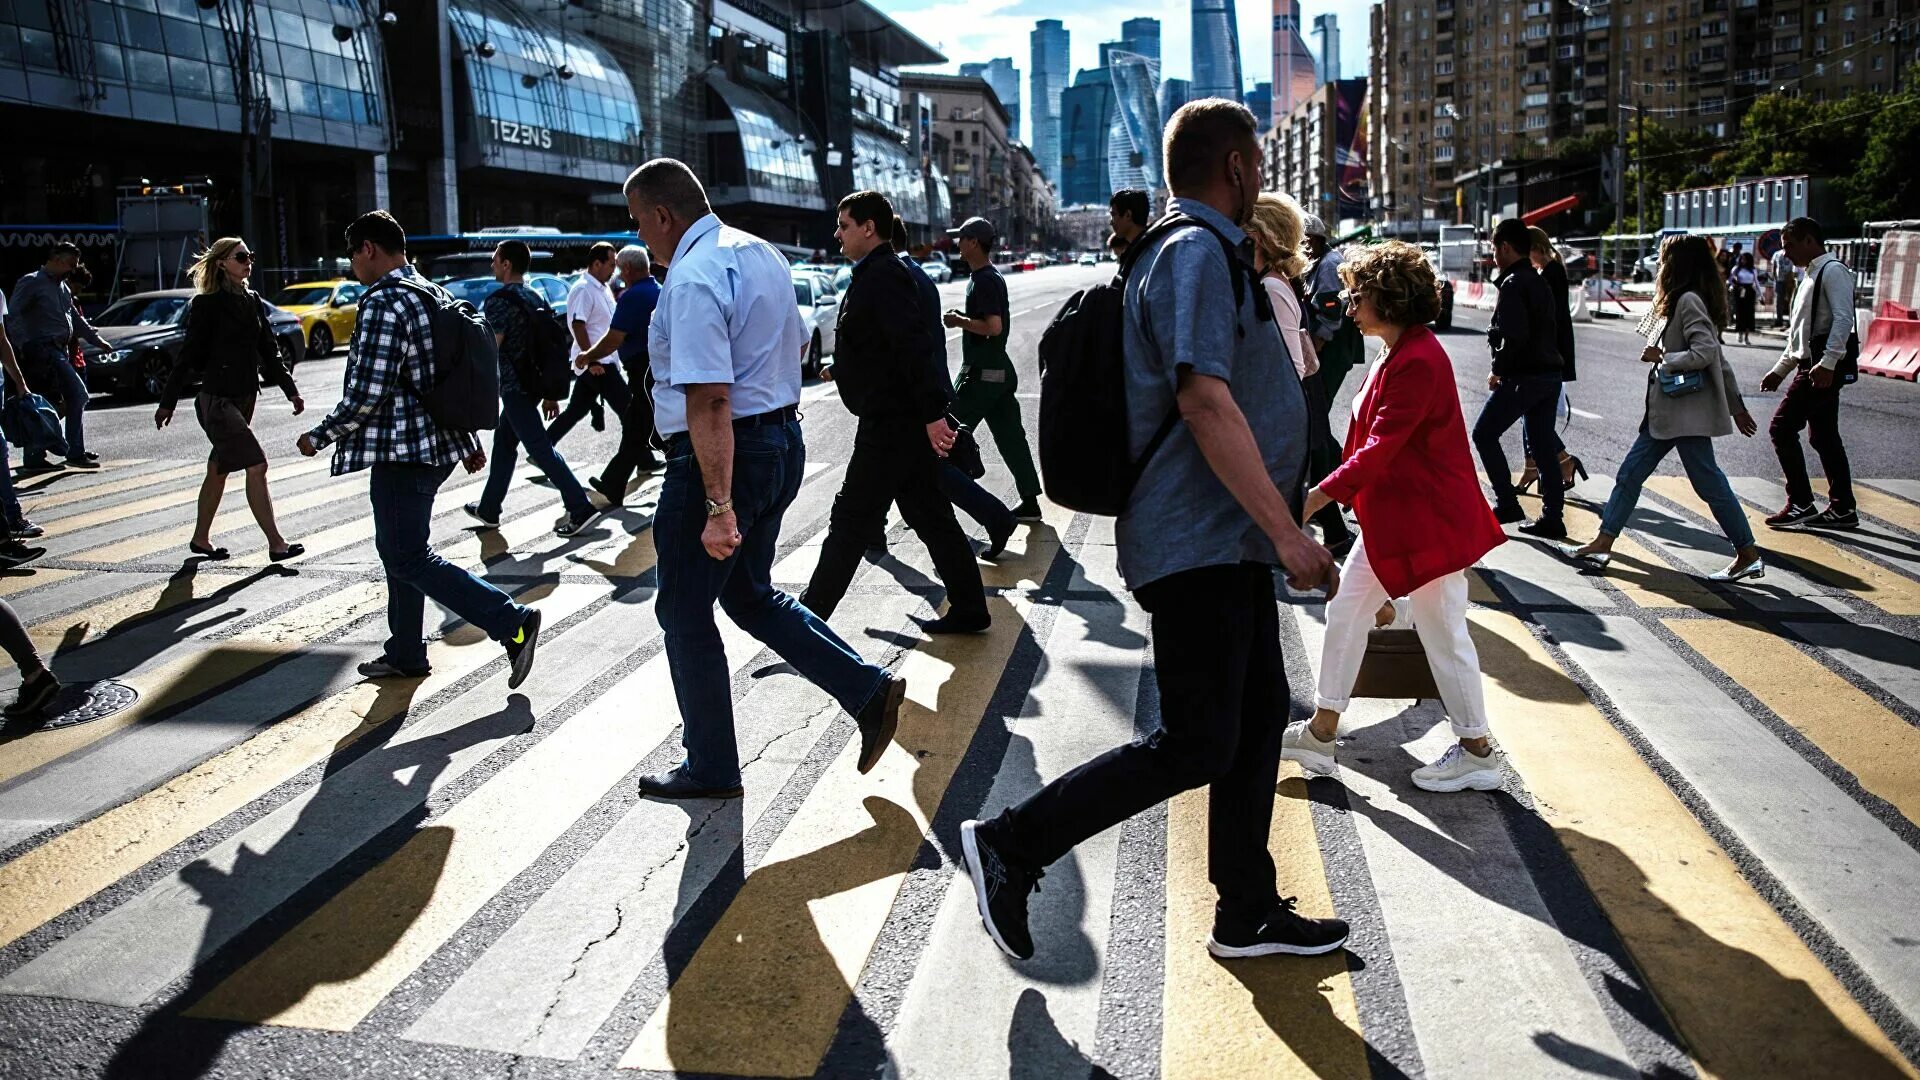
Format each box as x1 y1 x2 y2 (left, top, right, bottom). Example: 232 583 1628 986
272 279 366 357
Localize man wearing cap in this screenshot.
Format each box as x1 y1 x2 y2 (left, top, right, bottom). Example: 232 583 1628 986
944 217 1043 520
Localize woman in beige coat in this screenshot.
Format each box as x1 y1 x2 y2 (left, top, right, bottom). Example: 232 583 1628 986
1561 234 1765 582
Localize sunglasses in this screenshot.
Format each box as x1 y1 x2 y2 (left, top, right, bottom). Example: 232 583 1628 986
228 250 254 264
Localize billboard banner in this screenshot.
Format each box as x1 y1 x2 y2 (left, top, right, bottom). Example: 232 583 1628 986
1333 78 1370 221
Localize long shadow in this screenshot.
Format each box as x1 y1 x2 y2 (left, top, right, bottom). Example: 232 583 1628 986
100 686 535 1080
1007 987 1117 1080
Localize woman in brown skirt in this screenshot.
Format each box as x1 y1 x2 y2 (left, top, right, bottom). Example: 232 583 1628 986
155 236 306 561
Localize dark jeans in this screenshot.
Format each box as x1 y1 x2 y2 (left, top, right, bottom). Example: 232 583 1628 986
547 363 633 445
597 365 661 498
951 367 1042 502
801 416 988 621
0 428 25 528
371 461 530 671
1770 369 1853 512
656 419 887 789
479 390 593 520
20 339 83 462
986 562 1288 921
1474 372 1564 520
1303 371 1350 544
937 462 1016 539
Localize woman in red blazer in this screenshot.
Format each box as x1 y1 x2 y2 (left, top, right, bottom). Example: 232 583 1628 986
1282 242 1509 793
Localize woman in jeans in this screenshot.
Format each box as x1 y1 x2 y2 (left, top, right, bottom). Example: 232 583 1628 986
1283 242 1509 793
155 237 306 561
1560 234 1763 582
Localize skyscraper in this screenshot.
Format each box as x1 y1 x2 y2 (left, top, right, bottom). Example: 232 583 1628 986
1245 82 1273 136
1159 77 1192 129
1121 17 1161 63
1030 19 1069 186
1271 0 1317 122
1189 0 1243 102
960 58 1021 143
1060 69 1114 207
1313 13 1341 85
1108 50 1164 195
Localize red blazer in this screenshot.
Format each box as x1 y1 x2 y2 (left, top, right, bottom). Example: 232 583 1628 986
1318 324 1505 597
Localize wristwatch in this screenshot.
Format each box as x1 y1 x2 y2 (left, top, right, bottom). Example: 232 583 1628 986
705 498 733 517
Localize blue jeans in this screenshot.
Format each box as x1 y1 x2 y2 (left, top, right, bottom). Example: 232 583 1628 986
1599 426 1755 551
0 429 24 528
479 390 593 520
656 419 887 788
20 340 86 462
371 461 530 670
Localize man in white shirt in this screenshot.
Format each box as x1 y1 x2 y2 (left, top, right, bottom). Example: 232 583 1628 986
1760 216 1857 531
623 158 905 802
546 242 629 446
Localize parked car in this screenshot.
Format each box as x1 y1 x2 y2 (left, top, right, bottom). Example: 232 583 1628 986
442 272 573 317
1016 257 1038 272
272 279 364 358
1077 253 1098 267
920 258 953 284
78 289 305 400
792 272 838 377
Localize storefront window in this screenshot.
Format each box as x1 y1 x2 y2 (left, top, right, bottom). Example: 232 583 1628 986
449 0 643 168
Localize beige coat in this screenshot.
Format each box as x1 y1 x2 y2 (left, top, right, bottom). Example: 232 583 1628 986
1645 291 1745 440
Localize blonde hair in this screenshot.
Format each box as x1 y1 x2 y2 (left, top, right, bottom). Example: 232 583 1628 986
188 236 251 296
1246 192 1307 283
1527 226 1560 264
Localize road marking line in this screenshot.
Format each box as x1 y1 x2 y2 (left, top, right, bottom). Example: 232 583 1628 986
40 458 333 537
621 593 1030 1076
0 569 81 600
1568 406 1605 420
70 473 367 564
1821 480 1920 538
24 463 210 516
1543 474 1732 611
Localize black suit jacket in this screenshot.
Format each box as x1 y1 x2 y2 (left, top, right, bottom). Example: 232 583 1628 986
831 243 948 424
1488 261 1563 380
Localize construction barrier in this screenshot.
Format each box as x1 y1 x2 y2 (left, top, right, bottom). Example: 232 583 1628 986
1859 298 1920 381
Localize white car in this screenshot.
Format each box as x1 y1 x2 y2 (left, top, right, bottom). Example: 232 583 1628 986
1077 253 1097 267
920 259 954 284
793 272 838 377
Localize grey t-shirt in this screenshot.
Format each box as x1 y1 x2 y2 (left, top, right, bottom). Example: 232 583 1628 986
1115 198 1309 591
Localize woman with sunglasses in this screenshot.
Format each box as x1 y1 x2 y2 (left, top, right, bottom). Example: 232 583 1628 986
1283 242 1509 793
155 237 306 561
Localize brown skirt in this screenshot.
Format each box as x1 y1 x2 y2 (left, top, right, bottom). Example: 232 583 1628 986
194 391 266 474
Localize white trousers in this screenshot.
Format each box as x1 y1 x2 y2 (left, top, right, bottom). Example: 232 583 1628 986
1314 536 1493 740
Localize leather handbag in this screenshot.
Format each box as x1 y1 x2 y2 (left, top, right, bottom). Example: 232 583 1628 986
947 420 986 480
1350 627 1441 700
1658 369 1705 397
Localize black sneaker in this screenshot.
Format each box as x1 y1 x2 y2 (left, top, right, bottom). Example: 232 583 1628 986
1492 502 1527 525
8 519 44 539
960 819 1042 960
504 608 542 689
1517 517 1568 539
0 541 46 569
1011 499 1044 522
1206 896 1350 959
1804 506 1859 530
5 669 62 718
462 502 500 529
63 457 100 471
357 657 431 679
589 476 624 507
1765 502 1820 529
555 506 602 537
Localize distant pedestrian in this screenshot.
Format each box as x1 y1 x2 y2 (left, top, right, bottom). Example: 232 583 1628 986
0 289 48 558
1770 246 1797 329
1561 234 1764 582
298 210 543 688
464 239 601 537
624 159 904 800
802 191 989 634
1109 188 1150 254
154 236 307 562
1473 217 1566 538
944 216 1044 520
1300 213 1359 553
578 244 665 507
1729 251 1759 345
1762 216 1858 531
548 242 629 446
1286 241 1508 792
8 242 102 471
960 99 1343 965
1516 226 1585 497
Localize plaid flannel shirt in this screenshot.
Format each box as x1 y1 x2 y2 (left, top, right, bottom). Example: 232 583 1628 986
305 265 480 475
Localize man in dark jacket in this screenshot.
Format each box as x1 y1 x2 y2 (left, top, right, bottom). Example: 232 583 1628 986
1472 217 1565 537
800 192 989 633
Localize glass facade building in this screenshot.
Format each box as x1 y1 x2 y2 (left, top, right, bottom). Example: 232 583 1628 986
958 57 1019 144
1108 51 1163 196
1029 18 1068 191
1059 72 1112 208
1190 0 1244 102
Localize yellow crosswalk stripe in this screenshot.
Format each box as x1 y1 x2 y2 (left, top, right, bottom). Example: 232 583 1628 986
0 569 81 600
621 595 1029 1076
0 582 610 954
226 466 522 568
18 568 274 656
1648 477 1920 614
1161 771 1366 1080
1471 610 1916 1078
1828 481 1920 537
0 583 388 789
71 473 366 564
1518 486 1730 610
1667 619 1920 829
13 460 151 496
23 463 209 515
43 458 333 537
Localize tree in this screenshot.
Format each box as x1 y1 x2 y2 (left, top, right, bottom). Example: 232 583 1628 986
1714 91 1879 182
1842 90 1920 224
1620 121 1719 231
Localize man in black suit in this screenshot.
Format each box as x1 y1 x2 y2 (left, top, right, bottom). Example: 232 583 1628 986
1472 216 1566 538
799 191 990 634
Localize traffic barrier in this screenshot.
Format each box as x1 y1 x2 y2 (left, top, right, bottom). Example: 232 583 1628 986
1859 298 1920 381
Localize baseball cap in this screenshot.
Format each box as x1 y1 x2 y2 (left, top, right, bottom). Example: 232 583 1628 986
947 217 997 245
1301 213 1330 240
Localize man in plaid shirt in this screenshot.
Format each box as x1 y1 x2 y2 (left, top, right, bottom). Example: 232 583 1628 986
298 210 543 689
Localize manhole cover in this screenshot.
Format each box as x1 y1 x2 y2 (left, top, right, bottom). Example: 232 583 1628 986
10 679 139 731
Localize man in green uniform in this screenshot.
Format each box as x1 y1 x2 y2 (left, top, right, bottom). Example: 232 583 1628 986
943 218 1043 520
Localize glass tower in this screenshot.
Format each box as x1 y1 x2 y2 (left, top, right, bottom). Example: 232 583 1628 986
1189 0 1243 102
1120 17 1161 63
959 58 1020 143
1271 0 1317 122
1029 19 1069 188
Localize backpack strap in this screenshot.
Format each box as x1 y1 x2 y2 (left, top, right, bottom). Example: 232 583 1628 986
365 273 438 401
1118 213 1269 336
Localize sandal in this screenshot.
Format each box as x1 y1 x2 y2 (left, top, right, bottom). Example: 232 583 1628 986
189 542 230 560
270 543 306 562
1515 456 1539 495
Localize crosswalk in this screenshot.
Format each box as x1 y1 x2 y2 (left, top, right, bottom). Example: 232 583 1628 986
0 454 1918 1078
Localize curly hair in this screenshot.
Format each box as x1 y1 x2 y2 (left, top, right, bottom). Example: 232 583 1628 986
1245 192 1308 283
187 236 251 297
1337 240 1442 327
1653 233 1730 331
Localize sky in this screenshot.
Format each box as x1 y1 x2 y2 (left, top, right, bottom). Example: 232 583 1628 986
872 0 1373 140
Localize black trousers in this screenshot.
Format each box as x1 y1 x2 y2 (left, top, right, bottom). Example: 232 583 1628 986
547 364 633 445
1473 372 1565 520
987 562 1287 922
597 365 661 498
1771 369 1854 512
801 417 987 621
1303 371 1350 543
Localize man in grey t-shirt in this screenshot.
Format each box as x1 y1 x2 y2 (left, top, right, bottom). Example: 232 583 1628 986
959 100 1343 965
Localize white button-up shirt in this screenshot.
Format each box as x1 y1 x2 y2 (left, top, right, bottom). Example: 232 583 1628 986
566 273 616 369
647 214 805 436
1771 251 1856 377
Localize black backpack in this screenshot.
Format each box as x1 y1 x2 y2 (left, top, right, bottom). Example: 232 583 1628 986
381 276 500 432
1035 213 1261 515
498 285 577 400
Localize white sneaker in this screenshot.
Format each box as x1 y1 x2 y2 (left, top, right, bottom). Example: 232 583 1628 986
1281 720 1339 776
1410 743 1504 792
